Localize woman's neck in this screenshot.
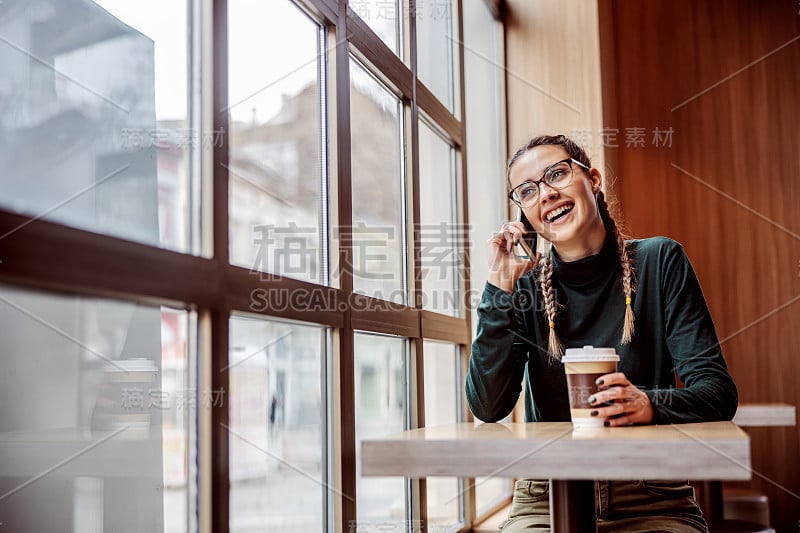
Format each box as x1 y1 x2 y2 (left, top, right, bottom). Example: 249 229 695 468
552 223 607 262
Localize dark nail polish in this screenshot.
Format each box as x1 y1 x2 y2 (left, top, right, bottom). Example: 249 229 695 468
608 399 615 405
604 421 610 427
590 410 598 416
588 396 596 404
595 378 605 386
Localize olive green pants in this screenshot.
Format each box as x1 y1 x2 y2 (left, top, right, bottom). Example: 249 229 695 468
501 479 708 532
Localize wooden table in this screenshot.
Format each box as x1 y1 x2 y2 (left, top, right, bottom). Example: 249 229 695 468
732 403 796 427
362 422 751 533
700 403 796 527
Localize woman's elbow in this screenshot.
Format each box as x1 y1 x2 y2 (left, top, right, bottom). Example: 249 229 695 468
721 381 739 421
465 386 510 423
713 378 738 421
470 406 508 423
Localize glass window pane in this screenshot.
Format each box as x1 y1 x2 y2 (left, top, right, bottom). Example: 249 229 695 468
229 316 326 532
229 1 327 285
350 59 406 303
423 341 462 530
0 1 193 252
0 286 195 533
463 0 512 513
416 0 456 113
419 121 459 316
355 333 406 528
349 0 401 56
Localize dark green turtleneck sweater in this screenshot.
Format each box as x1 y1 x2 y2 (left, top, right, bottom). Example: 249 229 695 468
466 236 738 424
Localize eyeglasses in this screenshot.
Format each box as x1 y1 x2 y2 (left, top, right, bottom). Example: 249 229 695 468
508 158 590 207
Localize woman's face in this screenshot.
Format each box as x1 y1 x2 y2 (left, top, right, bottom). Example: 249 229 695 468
509 144 603 246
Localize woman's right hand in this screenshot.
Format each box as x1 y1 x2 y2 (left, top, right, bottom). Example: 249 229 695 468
486 221 538 293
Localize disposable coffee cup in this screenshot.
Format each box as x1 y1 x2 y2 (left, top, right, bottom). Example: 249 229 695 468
562 346 620 429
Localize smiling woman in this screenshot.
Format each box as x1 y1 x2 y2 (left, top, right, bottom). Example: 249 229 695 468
505 136 634 356
467 134 738 532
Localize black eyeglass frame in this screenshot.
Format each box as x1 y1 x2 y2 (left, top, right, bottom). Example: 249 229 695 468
508 158 591 206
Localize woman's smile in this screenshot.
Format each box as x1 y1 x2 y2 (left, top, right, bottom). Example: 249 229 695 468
542 201 575 224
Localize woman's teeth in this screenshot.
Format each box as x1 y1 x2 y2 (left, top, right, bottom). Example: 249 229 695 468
546 204 574 223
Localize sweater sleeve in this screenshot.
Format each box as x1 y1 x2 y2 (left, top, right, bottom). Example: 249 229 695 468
465 282 529 422
644 241 738 424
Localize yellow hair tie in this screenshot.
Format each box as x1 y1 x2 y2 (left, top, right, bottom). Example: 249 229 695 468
625 297 631 305
548 320 555 329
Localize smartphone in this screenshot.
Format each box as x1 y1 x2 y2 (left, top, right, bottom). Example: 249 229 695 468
515 208 537 261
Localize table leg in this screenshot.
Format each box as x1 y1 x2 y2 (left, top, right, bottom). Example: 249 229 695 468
697 480 724 525
550 479 596 533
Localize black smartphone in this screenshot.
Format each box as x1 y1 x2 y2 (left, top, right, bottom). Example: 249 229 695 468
515 208 537 261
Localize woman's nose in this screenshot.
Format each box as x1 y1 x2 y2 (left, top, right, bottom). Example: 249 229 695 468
539 183 559 203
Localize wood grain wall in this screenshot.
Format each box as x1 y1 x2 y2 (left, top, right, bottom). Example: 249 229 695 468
597 0 800 529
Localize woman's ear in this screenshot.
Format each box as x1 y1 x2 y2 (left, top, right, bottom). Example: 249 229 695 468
589 168 603 193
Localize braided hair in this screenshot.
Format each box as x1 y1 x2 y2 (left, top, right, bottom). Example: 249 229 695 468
507 135 635 360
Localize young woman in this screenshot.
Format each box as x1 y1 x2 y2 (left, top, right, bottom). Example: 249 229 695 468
466 135 738 532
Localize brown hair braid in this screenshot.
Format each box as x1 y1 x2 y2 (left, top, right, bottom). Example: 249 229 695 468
507 135 636 360
597 190 636 344
538 254 562 357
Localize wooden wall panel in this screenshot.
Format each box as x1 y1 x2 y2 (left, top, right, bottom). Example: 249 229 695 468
599 0 800 529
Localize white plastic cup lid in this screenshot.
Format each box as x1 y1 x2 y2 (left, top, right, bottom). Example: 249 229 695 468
561 345 620 363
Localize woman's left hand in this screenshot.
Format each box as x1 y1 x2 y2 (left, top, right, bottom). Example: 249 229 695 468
588 372 654 426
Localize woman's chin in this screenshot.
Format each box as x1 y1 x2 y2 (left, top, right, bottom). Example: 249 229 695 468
543 223 578 245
